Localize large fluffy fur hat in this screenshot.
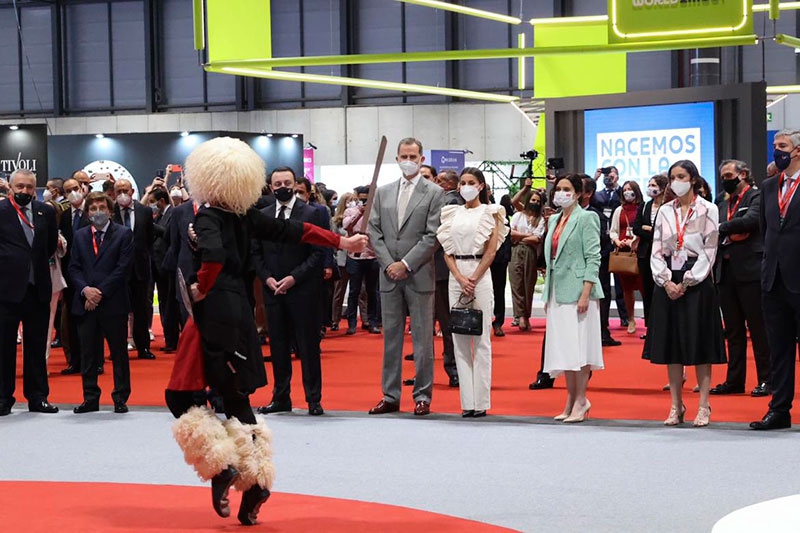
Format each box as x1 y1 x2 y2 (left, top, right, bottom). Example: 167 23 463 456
184 136 265 215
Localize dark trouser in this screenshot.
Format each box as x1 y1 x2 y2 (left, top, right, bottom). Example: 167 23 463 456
0 286 50 409
434 279 457 379
129 277 152 354
613 274 628 322
322 278 334 330
638 256 655 327
78 311 130 404
218 376 256 424
156 268 180 348
719 273 771 387
490 261 508 328
764 271 800 414
535 332 550 381
265 288 322 405
598 254 614 339
62 286 82 367
346 258 379 328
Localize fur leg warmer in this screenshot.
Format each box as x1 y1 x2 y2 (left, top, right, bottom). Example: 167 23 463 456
172 406 238 481
224 415 275 492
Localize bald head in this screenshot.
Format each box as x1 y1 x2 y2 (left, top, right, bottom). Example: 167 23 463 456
114 178 133 196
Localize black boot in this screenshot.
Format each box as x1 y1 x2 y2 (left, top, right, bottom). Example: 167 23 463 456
211 466 239 517
238 485 271 526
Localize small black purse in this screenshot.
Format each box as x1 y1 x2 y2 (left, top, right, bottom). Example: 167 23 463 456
449 294 483 336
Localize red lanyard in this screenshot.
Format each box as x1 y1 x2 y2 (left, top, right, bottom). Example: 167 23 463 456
673 199 695 250
9 197 34 229
193 202 198 216
727 184 751 221
778 172 800 219
90 226 101 256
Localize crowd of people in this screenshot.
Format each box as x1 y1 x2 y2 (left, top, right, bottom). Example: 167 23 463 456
0 131 799 431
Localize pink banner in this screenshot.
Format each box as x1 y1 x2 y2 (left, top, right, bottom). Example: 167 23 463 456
303 148 315 182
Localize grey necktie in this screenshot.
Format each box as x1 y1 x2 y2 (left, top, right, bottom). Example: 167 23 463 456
22 207 34 247
397 180 413 225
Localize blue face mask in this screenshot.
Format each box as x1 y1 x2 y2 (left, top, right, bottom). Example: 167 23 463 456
774 148 793 171
90 211 109 229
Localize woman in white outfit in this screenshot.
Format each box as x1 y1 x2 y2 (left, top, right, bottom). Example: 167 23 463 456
45 232 68 363
437 167 508 417
543 174 604 423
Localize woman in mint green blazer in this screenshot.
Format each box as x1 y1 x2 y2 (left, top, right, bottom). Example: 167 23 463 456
542 174 604 423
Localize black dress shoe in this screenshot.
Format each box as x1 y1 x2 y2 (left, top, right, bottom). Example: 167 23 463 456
751 383 771 397
308 403 324 416
493 326 505 337
113 402 129 414
750 411 791 430
529 376 555 390
28 400 59 413
448 375 460 388
0 405 10 416
403 378 415 386
602 336 622 347
256 401 292 414
368 326 381 334
73 402 100 414
345 327 357 335
138 350 156 360
50 338 63 348
709 382 745 395
211 466 239 518
620 318 629 327
238 485 271 526
60 365 80 375
330 324 339 331
472 410 486 418
640 334 647 340
404 353 414 361
462 410 474 417
162 346 177 353
97 366 104 375
361 323 370 331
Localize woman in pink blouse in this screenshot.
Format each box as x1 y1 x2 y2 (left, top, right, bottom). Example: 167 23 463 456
643 160 726 427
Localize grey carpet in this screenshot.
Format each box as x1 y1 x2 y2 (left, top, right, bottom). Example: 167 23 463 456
1 408 797 532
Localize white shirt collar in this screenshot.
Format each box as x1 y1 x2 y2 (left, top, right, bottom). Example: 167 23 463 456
401 175 420 189
788 169 800 182
276 194 297 215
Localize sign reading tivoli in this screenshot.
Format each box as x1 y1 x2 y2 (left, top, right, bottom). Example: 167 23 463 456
608 0 753 43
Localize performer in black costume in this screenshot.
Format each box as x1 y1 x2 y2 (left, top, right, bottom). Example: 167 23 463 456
167 137 366 526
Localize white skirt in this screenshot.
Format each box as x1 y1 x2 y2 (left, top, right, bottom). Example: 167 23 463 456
544 291 604 378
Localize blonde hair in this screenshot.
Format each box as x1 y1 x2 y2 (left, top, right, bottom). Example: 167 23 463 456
184 137 265 215
332 192 356 228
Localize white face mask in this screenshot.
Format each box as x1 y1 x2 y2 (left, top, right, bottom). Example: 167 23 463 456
170 188 183 199
670 180 692 197
459 184 480 202
116 192 132 208
68 190 83 207
647 186 660 198
623 190 636 202
553 190 575 208
42 190 53 203
346 200 358 209
398 160 420 177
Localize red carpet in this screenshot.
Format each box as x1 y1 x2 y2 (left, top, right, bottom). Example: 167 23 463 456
1 481 513 532
21 319 789 423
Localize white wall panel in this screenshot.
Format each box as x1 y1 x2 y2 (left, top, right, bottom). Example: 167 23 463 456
449 104 486 160
346 107 380 164
413 104 449 152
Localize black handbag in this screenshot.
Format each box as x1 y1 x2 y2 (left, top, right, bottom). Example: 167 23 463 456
449 294 483 336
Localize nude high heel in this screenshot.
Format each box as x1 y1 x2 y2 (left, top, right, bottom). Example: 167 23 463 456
693 405 711 427
664 403 686 426
564 400 591 423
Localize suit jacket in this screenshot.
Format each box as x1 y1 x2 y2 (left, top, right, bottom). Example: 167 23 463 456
632 200 660 260
113 200 154 282
369 177 444 293
251 198 326 295
152 205 174 273
311 202 335 270
164 201 195 277
68 222 134 316
59 204 91 283
0 199 57 304
760 175 800 293
715 186 763 284
435 190 464 281
542 207 604 304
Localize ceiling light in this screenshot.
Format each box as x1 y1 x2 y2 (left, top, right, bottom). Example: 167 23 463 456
95 134 105 139
753 2 800 12
9 125 19 130
396 0 521 25
530 15 608 25
266 133 273 138
180 131 190 137
291 134 299 138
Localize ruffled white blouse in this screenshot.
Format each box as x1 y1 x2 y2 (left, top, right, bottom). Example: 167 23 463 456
437 203 509 256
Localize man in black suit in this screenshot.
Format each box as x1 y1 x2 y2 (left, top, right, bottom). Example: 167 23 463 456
254 167 327 416
164 199 197 326
0 169 59 415
150 188 179 352
751 130 800 430
113 179 156 360
70 192 134 414
58 176 92 374
711 160 771 398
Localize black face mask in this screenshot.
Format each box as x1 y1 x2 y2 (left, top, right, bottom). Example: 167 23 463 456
774 148 793 171
722 178 740 195
359 198 367 206
526 202 541 214
14 192 33 206
273 187 294 203
603 176 615 188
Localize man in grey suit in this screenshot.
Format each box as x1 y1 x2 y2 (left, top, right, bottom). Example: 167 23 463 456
368 137 444 416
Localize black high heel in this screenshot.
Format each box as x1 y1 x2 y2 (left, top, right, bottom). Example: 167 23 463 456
211 466 239 517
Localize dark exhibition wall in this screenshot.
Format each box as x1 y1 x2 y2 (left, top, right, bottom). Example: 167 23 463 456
0 124 48 185
47 131 303 193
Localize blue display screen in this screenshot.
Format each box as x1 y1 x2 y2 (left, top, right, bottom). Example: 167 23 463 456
584 101 716 196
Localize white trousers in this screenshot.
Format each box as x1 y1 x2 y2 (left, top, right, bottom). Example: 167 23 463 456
449 264 494 411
